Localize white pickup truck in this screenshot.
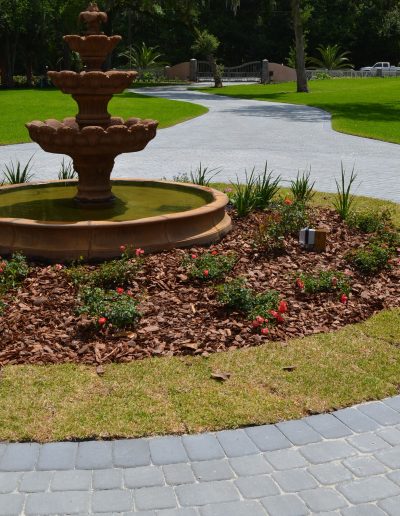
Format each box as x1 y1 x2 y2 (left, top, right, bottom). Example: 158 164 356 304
360 62 400 75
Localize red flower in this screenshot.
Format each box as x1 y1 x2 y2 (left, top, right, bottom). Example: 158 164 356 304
98 317 107 326
135 248 145 257
261 327 269 335
211 250 218 256
278 300 288 314
269 310 284 323
256 315 265 324
296 278 305 290
54 264 63 271
340 293 348 304
0 268 3 274
191 254 197 259
127 290 134 297
284 198 293 205
203 269 209 277
252 320 261 328
331 277 338 287
120 245 127 252
116 287 124 294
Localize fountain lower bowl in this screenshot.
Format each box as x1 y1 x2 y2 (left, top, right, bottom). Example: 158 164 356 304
0 179 232 262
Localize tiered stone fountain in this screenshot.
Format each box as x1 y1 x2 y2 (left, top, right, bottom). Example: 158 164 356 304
0 3 231 261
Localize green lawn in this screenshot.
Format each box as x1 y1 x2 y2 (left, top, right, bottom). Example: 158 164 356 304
0 189 399 442
0 89 207 145
200 78 400 144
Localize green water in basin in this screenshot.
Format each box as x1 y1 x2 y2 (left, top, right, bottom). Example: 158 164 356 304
0 181 213 222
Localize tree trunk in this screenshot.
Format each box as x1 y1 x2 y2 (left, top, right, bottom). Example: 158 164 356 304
26 55 33 87
291 0 308 93
2 35 15 88
208 55 222 88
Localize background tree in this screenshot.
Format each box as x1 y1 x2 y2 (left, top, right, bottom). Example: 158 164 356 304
191 29 223 87
308 44 353 70
291 0 309 92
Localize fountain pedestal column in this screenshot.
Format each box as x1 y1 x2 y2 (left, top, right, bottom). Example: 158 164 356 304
73 155 115 204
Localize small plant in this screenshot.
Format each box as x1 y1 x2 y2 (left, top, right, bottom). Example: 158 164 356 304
183 250 236 280
216 277 254 313
333 163 358 220
58 159 77 180
290 168 315 204
372 227 400 250
0 253 29 293
347 208 393 234
347 244 391 275
295 270 351 296
253 163 281 210
231 168 258 217
172 172 190 183
77 287 141 329
1 156 35 184
189 163 221 186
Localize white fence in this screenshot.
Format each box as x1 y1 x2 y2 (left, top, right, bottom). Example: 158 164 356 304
306 69 400 80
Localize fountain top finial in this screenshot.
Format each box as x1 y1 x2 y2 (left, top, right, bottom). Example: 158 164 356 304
79 2 108 35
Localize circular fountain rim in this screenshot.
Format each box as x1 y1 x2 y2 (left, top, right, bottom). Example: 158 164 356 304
0 179 229 227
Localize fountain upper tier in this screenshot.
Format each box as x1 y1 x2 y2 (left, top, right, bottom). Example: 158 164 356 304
64 35 122 71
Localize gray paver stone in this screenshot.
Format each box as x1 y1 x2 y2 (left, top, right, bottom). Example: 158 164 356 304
134 486 176 511
0 443 39 471
308 462 353 485
388 470 400 486
200 500 266 516
343 456 387 477
383 395 400 413
176 481 240 506
163 463 196 485
92 489 132 513
51 470 92 491
299 487 347 512
276 420 322 446
378 494 400 516
229 454 272 476
300 440 356 464
334 408 380 433
377 427 400 446
0 493 24 515
338 476 400 504
113 439 151 468
76 441 113 470
93 469 123 490
182 434 224 462
341 505 387 516
265 448 308 470
261 494 309 516
235 474 279 498
192 460 234 482
245 425 292 452
37 442 78 471
25 491 90 514
124 466 164 489
216 429 259 457
124 512 156 516
158 509 199 516
347 433 391 453
273 468 318 492
20 471 53 492
304 413 352 439
359 401 400 425
0 472 21 493
375 446 400 468
150 437 188 465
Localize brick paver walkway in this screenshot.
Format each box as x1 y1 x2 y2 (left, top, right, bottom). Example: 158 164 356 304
1 398 400 514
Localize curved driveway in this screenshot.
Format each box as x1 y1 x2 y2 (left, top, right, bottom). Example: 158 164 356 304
1 86 399 202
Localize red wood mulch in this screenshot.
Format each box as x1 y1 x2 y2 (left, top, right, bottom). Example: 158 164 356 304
0 207 399 367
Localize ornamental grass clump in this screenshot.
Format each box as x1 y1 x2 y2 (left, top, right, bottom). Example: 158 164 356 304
333 163 358 220
0 252 29 294
183 250 236 280
216 277 285 334
290 168 315 204
77 287 141 329
295 270 351 296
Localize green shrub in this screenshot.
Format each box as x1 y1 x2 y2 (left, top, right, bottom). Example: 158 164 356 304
290 168 315 204
372 227 400 250
347 244 391 275
0 252 29 293
296 270 351 295
217 278 280 323
183 251 236 280
347 208 393 234
77 287 141 329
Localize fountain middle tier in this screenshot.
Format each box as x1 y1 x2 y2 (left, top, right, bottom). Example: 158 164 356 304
26 117 158 204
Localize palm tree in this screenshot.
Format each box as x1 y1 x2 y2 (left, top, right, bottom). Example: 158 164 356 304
118 42 163 70
309 44 353 70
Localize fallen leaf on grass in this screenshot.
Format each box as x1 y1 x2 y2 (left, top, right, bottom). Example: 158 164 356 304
282 365 297 372
211 371 231 382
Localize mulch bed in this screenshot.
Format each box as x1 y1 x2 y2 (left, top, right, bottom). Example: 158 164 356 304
0 207 399 367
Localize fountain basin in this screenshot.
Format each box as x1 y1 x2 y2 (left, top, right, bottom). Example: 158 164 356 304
0 180 232 262
64 35 122 70
48 70 137 95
